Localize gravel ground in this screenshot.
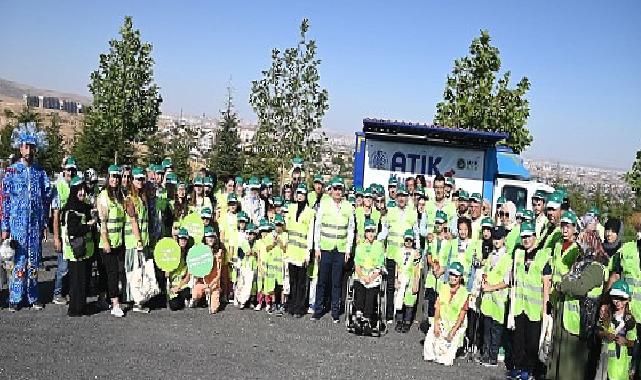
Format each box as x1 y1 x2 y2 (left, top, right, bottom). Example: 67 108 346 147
0 244 505 380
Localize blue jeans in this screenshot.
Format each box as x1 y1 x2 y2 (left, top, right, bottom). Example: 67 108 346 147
314 249 344 319
482 316 504 363
53 250 68 297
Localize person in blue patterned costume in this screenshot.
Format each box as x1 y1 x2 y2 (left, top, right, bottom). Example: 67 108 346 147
1 122 51 311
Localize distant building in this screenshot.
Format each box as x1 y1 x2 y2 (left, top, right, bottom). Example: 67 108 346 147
41 96 60 110
24 95 40 107
22 94 84 114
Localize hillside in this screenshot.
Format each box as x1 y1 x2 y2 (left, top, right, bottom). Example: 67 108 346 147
0 78 91 104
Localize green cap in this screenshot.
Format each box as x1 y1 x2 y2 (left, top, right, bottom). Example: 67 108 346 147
259 219 270 231
261 176 272 186
435 210 448 224
70 176 83 187
388 176 398 186
237 211 249 222
63 156 77 169
161 158 173 169
516 207 526 218
227 193 238 203
204 226 216 237
415 188 426 199
587 206 600 217
610 279 631 299
108 164 121 175
364 219 377 231
296 183 308 194
246 223 257 233
458 190 469 201
355 187 364 196
200 207 212 218
481 217 494 228
396 184 408 196
193 176 204 186
178 228 189 239
403 229 415 240
348 195 356 205
282 201 290 213
132 167 145 179
386 199 396 208
272 196 283 207
522 210 534 222
445 176 455 186
520 221 536 237
248 176 260 189
154 164 165 174
532 190 547 201
547 192 563 209
449 262 464 276
177 181 187 189
292 157 304 167
165 172 178 184
235 176 244 186
469 193 482 203
560 210 578 225
274 214 285 225
204 176 213 186
330 176 344 188
313 174 324 184
497 196 507 205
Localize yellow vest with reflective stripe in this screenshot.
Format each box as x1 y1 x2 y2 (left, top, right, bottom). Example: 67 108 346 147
286 204 315 265
603 317 636 380
437 284 469 331
99 190 124 249
552 241 580 284
124 196 148 249
319 198 352 253
618 242 641 321
355 207 381 244
385 206 417 262
562 261 606 335
514 247 551 322
480 251 512 323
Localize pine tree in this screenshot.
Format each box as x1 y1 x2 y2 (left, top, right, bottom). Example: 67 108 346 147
207 87 244 180
73 16 162 172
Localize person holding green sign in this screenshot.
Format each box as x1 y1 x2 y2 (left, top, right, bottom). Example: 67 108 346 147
190 227 223 314
167 228 192 311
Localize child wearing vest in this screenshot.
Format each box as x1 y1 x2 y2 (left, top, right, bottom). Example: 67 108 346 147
480 226 512 367
257 216 287 315
234 223 258 309
422 210 450 330
596 280 637 380
394 229 421 333
254 219 272 311
423 261 469 366
353 219 385 335
191 227 223 314
167 228 192 311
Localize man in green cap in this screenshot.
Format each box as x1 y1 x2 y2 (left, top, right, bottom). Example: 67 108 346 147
308 174 327 210
52 155 79 305
311 175 354 323
290 157 305 191
531 190 549 239
468 193 483 240
387 175 398 200
538 192 564 250
379 183 419 323
586 206 605 241
426 174 456 235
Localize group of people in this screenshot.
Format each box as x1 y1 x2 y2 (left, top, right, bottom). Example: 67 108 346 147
1 123 641 380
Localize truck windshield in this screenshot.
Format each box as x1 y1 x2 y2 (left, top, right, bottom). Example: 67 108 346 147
502 185 528 210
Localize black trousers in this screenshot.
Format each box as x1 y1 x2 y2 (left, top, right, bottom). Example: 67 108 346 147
353 281 378 320
168 288 191 311
385 259 396 320
512 314 541 373
101 246 125 299
482 316 504 362
466 309 484 349
68 259 89 315
288 263 308 315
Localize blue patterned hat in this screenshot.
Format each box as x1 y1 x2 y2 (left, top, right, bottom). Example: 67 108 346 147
11 122 48 149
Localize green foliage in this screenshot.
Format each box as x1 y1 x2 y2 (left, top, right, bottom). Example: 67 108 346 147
249 18 329 187
74 15 162 172
166 123 191 181
207 88 244 181
144 134 166 167
435 30 532 154
38 113 65 174
626 150 641 194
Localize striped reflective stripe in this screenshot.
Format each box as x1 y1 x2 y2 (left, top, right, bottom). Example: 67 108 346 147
288 231 305 239
522 297 543 306
388 232 402 238
288 241 307 250
321 223 347 231
607 349 618 359
566 302 580 313
320 232 347 240
107 218 123 223
107 228 120 233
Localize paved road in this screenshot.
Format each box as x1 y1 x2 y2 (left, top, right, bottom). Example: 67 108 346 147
0 244 505 380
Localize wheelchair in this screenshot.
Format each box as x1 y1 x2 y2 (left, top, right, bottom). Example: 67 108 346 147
344 271 388 337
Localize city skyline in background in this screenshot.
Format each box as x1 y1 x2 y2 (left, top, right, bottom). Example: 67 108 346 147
1 1 639 169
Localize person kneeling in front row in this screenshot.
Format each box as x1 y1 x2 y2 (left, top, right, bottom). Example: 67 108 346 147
423 262 469 366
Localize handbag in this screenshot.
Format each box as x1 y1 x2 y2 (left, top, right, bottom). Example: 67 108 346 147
128 250 161 304
66 211 87 259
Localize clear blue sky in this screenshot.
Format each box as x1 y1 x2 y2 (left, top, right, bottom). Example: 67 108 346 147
1 1 639 169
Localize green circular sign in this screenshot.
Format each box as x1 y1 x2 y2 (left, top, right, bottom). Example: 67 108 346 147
186 243 214 277
154 238 181 272
181 212 205 244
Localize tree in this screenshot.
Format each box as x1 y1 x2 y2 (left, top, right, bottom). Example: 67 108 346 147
249 18 329 186
626 150 641 194
207 87 244 180
166 121 191 180
435 30 532 153
144 134 166 167
38 113 65 174
74 16 162 172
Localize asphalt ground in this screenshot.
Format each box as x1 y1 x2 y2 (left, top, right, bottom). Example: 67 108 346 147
0 243 505 380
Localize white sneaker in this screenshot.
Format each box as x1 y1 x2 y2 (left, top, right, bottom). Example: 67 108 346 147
53 296 67 305
307 307 315 314
111 306 124 318
132 304 150 313
254 303 262 311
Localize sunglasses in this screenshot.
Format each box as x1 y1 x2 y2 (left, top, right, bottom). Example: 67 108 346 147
332 186 343 191
499 211 509 217
404 238 414 242
122 175 131 179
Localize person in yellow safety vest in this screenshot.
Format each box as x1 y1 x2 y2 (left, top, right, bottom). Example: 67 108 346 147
310 176 354 323
123 167 151 314
352 218 385 335
423 261 470 366
378 183 419 323
394 229 422 333
214 176 235 216
538 191 563 250
219 193 239 301
97 164 126 317
307 174 327 210
509 221 552 380
426 174 456 233
354 186 381 245
437 217 481 285
61 176 97 317
167 228 191 311
285 183 315 318
387 175 398 200
256 214 287 315
255 218 273 311
531 190 549 240
449 189 469 237
606 213 641 380
548 226 608 380
595 280 637 380
353 187 364 209
551 211 581 286
468 193 483 241
479 226 512 367
422 210 451 327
